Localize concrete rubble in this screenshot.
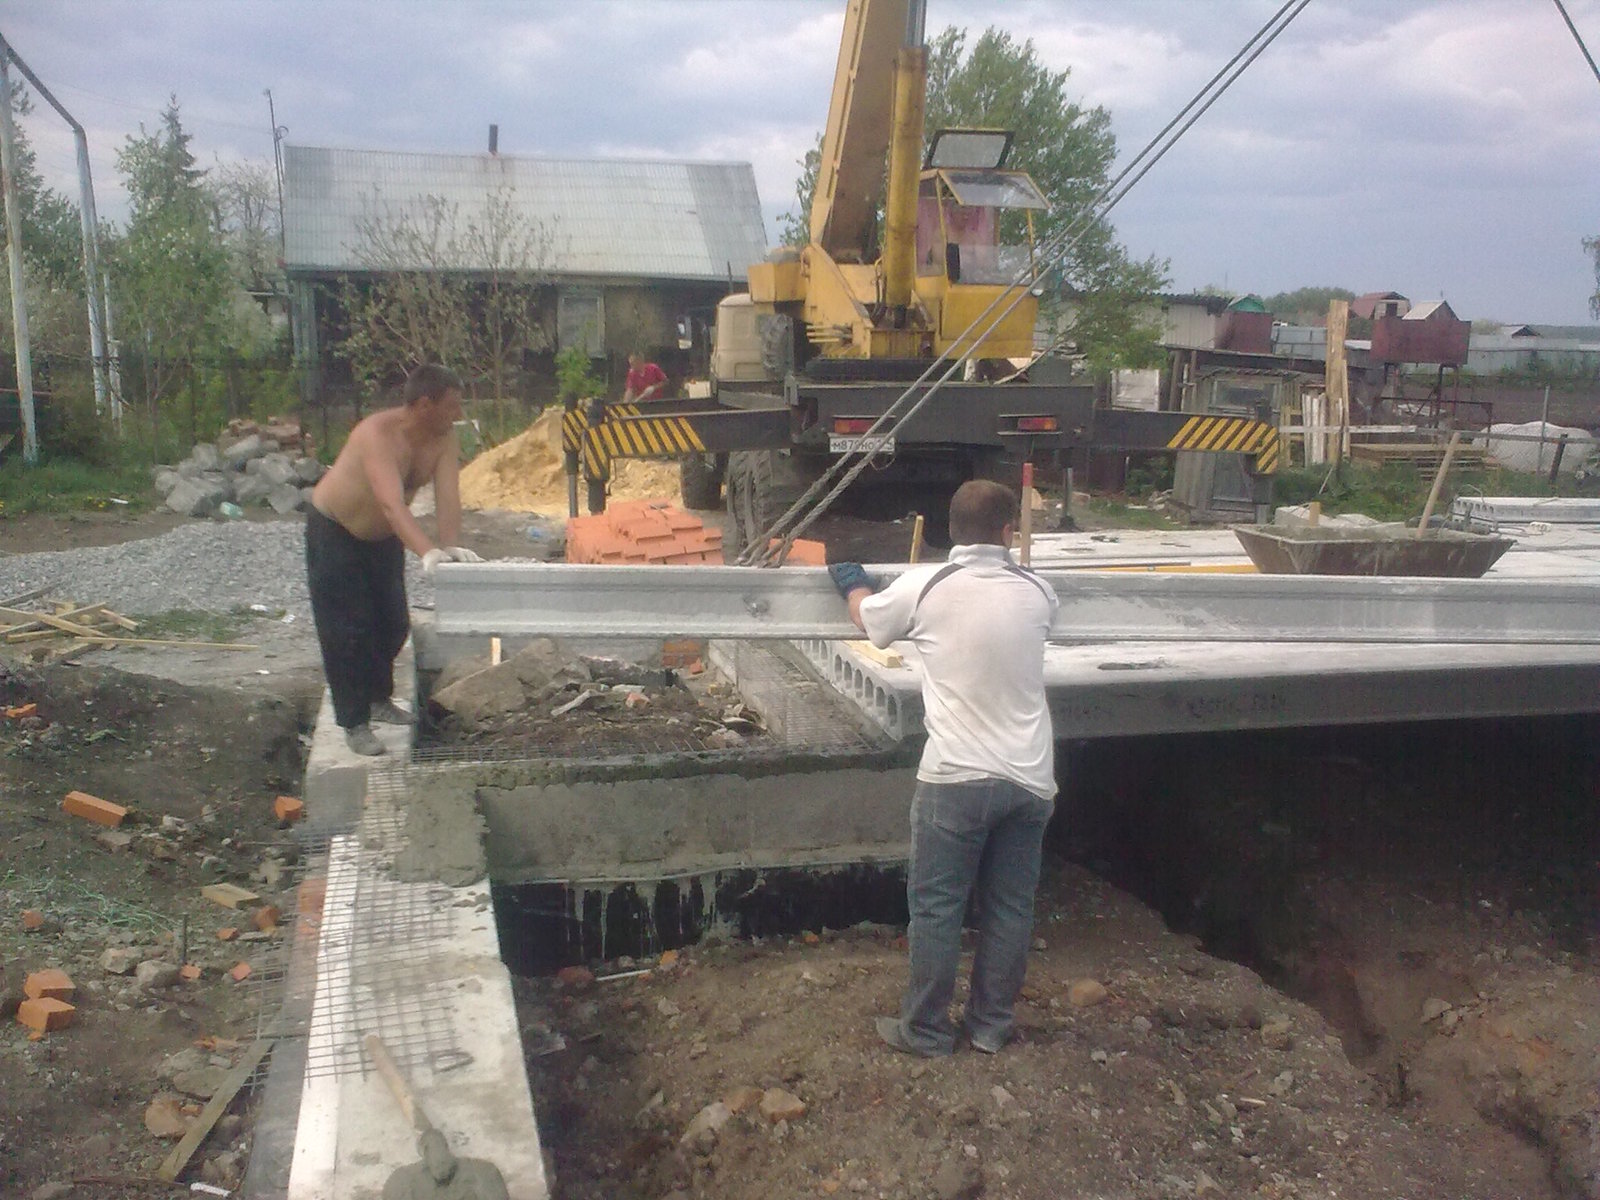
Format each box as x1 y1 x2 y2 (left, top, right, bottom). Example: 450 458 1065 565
152 417 325 518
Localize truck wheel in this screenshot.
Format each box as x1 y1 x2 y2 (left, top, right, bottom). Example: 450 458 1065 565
724 450 812 561
679 453 724 510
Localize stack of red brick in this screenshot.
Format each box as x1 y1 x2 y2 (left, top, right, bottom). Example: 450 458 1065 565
566 500 724 565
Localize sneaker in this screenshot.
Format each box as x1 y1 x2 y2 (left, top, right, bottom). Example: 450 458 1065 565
369 699 412 726
965 1026 1015 1055
344 724 386 756
875 1016 949 1058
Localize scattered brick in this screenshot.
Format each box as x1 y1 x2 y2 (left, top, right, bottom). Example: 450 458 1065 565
296 876 327 919
17 997 75 1033
216 927 239 942
661 638 707 669
178 964 202 982
252 905 281 933
20 910 44 931
62 790 128 828
658 949 679 968
273 795 305 823
5 703 38 720
23 968 74 1001
229 962 252 983
687 659 706 676
555 965 595 990
773 537 828 567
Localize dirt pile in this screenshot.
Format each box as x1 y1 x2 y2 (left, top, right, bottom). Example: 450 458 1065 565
459 409 683 513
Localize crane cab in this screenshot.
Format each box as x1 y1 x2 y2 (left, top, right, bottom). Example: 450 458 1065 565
913 128 1049 361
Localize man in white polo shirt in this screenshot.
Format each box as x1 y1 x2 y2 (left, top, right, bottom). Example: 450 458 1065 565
830 479 1058 1056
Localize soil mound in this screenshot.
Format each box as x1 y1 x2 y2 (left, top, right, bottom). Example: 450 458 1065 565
459 409 683 513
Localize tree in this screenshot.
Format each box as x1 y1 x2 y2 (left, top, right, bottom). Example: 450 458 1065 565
776 24 1168 369
108 99 235 453
211 159 281 296
0 83 82 284
1585 235 1599 320
339 186 553 428
1262 286 1357 324
777 135 821 248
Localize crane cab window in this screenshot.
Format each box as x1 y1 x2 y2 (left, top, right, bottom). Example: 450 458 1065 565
916 168 1048 285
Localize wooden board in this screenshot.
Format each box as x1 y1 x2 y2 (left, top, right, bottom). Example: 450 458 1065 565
158 1039 274 1181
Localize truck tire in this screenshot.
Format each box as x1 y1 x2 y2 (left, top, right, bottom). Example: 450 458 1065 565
724 450 813 561
678 453 725 511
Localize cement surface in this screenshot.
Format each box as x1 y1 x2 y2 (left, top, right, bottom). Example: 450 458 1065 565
286 817 547 1200
391 776 488 887
481 766 915 884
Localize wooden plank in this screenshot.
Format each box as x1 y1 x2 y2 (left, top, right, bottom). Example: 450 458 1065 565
201 883 260 909
157 1038 274 1182
844 640 905 669
1325 300 1350 464
73 636 259 650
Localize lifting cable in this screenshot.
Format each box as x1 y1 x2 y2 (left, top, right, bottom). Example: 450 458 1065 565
740 0 1314 565
1552 0 1600 88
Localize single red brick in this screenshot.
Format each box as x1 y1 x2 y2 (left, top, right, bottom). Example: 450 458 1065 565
178 964 201 982
17 997 74 1033
252 905 281 933
20 909 45 931
555 965 594 990
229 962 252 983
216 927 239 941
62 790 128 828
23 968 74 1001
273 795 305 823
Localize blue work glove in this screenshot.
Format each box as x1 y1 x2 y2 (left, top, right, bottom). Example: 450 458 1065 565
828 562 878 599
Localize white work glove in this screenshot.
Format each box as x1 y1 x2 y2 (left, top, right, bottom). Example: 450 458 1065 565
421 546 484 577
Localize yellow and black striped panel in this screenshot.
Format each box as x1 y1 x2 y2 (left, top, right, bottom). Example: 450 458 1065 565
1167 415 1281 474
589 414 707 460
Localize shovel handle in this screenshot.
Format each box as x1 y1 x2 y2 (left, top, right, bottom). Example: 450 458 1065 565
364 1033 432 1136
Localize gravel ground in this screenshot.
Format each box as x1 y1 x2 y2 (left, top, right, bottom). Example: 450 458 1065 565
0 518 436 617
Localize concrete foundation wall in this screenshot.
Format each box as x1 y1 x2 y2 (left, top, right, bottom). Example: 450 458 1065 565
481 767 915 884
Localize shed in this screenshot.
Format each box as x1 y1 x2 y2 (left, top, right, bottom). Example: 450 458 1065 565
282 145 768 402
1372 299 1469 366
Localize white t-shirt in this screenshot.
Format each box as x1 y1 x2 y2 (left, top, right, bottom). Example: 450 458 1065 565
858 543 1058 799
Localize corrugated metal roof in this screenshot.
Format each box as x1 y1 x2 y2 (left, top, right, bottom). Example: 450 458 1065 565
283 145 767 281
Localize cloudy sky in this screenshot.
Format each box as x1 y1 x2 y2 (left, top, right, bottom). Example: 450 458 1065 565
6 1 1599 323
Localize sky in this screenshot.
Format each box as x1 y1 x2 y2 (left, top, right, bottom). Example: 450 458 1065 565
4 0 1599 325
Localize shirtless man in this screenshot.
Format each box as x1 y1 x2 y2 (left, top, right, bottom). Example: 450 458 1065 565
305 363 482 756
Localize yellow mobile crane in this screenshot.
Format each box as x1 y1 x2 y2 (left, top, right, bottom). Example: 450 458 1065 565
566 0 1279 547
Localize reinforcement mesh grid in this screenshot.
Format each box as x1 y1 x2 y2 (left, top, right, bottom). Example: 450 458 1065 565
252 775 470 1082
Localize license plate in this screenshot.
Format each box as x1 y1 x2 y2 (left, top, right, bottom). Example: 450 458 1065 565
829 434 896 455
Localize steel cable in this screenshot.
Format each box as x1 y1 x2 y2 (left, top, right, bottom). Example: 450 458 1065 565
741 0 1314 565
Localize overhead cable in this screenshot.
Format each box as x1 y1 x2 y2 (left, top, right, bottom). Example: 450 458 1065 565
743 0 1314 564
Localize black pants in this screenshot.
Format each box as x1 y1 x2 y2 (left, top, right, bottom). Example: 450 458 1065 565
305 507 409 729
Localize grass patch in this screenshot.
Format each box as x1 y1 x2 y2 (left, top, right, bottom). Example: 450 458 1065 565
0 453 153 517
1081 496 1187 530
135 608 252 643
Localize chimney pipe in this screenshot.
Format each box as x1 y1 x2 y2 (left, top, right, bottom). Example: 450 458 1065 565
489 124 499 155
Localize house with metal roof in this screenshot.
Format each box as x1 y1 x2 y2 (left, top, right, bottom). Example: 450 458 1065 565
282 144 768 403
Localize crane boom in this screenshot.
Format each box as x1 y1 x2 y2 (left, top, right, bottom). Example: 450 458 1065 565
810 0 914 263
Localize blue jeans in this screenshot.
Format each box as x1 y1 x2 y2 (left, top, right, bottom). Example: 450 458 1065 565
894 778 1053 1055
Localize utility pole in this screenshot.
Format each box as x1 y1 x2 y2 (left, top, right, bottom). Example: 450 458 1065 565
0 50 38 463
264 89 287 265
0 33 115 429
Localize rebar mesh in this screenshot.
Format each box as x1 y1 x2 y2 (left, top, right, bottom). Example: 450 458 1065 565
252 773 472 1082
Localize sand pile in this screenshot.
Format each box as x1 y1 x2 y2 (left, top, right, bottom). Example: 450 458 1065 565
459 409 684 513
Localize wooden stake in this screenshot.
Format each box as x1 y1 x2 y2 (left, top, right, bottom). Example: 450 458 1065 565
1018 463 1034 567
1416 431 1463 540
908 514 925 564
490 636 503 666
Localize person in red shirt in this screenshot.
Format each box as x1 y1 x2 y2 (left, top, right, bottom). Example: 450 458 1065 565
623 351 670 402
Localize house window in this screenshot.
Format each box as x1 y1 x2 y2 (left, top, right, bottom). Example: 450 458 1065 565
558 291 605 357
